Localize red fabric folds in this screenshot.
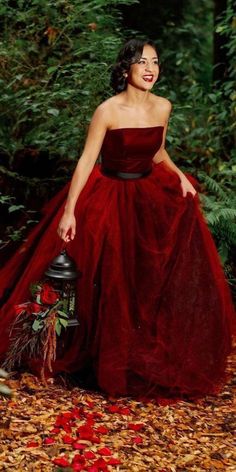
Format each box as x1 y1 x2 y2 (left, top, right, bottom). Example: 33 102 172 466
0 127 235 399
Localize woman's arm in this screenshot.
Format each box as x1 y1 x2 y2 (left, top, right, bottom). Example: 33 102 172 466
58 105 109 242
153 101 196 197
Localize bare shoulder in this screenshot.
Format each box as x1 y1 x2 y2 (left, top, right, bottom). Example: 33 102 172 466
92 96 118 126
152 94 172 112
148 94 172 123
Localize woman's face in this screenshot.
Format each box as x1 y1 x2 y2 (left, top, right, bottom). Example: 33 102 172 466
127 44 159 91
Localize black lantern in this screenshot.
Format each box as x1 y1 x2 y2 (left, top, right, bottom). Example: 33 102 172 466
44 250 81 327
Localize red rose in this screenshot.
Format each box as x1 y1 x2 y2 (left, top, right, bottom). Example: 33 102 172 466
28 302 43 314
40 284 59 305
14 303 28 315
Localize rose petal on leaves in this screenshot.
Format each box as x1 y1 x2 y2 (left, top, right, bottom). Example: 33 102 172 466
27 440 39 448
73 442 87 450
62 434 75 444
119 407 131 415
86 401 95 408
128 422 145 431
132 436 143 444
72 464 84 472
107 457 122 465
50 427 60 434
95 425 108 434
93 457 108 470
43 437 55 445
84 451 96 460
52 456 70 467
98 447 112 456
106 404 120 413
72 454 86 464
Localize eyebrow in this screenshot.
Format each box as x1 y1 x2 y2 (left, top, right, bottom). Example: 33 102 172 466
140 56 158 60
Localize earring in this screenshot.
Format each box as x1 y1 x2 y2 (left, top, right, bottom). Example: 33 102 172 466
123 73 128 79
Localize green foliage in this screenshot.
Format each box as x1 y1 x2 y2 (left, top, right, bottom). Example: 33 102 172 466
157 0 236 274
0 0 136 163
0 192 38 250
198 164 236 265
0 0 136 249
0 0 235 275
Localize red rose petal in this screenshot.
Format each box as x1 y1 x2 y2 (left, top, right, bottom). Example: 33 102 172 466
98 447 112 456
62 434 75 444
84 451 96 460
43 437 55 445
128 422 145 431
71 407 81 419
72 454 85 463
86 401 94 408
107 457 122 465
86 417 95 426
78 432 93 440
87 467 99 472
95 425 108 434
73 442 87 450
91 435 101 444
93 457 108 470
119 407 131 415
72 464 84 472
27 441 39 448
63 425 72 433
77 424 94 437
107 405 120 413
52 457 70 467
132 436 143 444
50 427 60 434
72 455 86 465
63 412 74 420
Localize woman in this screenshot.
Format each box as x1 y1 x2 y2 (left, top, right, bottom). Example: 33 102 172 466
0 39 235 399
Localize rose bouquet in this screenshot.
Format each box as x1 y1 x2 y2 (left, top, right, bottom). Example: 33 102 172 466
3 282 69 380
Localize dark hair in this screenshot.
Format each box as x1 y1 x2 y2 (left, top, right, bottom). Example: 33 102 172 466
110 39 159 94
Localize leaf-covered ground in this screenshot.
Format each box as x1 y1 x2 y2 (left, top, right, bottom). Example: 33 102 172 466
0 345 235 472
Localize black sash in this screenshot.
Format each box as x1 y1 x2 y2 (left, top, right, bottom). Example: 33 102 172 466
101 167 152 180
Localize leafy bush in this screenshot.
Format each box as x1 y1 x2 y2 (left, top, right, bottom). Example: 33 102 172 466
157 0 236 274
0 0 235 278
0 0 136 256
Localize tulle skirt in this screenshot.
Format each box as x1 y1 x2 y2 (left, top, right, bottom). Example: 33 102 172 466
0 161 235 398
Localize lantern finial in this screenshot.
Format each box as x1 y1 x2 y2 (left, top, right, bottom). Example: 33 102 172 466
44 249 79 280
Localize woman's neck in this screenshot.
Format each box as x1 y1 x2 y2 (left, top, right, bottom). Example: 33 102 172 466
122 85 151 107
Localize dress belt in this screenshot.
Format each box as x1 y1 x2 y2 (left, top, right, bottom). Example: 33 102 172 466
101 167 152 180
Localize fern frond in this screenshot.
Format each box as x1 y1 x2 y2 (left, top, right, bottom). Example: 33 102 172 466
197 171 228 200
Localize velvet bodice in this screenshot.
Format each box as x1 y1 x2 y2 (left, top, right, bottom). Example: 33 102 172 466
101 126 164 173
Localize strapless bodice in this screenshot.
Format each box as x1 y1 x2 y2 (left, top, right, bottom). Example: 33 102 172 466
101 126 164 174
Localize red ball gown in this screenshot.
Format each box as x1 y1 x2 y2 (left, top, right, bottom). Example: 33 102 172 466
0 126 235 398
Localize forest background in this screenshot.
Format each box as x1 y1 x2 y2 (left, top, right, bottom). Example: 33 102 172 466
0 0 235 296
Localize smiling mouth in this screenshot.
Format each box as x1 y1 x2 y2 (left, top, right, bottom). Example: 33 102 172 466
143 75 154 82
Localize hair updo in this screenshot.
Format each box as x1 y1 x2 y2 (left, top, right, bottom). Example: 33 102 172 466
110 38 159 94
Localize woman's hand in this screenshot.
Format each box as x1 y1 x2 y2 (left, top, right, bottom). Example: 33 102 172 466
57 212 76 242
180 175 197 198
